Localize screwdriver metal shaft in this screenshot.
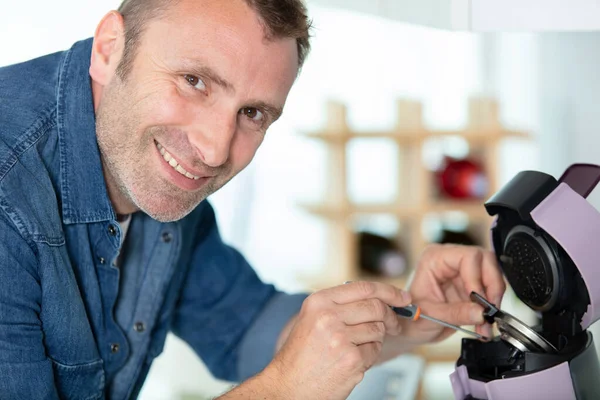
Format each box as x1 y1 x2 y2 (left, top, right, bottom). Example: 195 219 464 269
392 305 488 341
419 313 487 340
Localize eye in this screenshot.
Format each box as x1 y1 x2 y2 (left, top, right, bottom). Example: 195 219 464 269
239 107 264 122
184 74 207 91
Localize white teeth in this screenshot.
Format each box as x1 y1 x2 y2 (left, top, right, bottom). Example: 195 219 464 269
155 142 201 180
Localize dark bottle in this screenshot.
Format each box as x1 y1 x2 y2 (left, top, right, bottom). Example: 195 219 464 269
437 228 477 246
357 231 406 277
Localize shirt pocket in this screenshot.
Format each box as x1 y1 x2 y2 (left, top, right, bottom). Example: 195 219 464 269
50 358 105 400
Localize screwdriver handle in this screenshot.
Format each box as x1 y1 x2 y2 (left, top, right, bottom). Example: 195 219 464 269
392 304 421 321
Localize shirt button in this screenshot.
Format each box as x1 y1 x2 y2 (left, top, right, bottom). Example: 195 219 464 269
161 232 173 243
108 224 117 236
134 322 146 333
98 256 105 264
110 343 120 353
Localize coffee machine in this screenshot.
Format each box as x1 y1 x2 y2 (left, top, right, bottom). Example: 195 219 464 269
450 163 600 400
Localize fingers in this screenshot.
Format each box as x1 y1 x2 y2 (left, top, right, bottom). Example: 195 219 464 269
475 321 494 339
457 249 486 299
425 244 506 307
422 300 485 327
433 244 486 298
347 321 387 346
324 281 411 307
355 341 383 371
340 326 385 375
338 341 383 382
338 298 406 336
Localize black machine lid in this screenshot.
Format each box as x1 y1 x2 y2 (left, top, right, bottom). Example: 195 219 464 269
484 167 593 341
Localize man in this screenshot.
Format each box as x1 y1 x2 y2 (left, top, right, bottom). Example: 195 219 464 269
0 0 505 399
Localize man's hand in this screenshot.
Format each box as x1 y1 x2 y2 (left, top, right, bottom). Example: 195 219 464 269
263 281 412 400
379 243 506 361
219 244 505 399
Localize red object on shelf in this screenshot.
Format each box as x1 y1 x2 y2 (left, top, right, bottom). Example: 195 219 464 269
437 156 489 199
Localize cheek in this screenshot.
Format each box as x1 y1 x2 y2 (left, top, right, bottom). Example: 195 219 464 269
137 83 188 127
229 132 264 170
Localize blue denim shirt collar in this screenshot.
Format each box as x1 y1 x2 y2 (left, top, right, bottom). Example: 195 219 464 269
57 37 116 225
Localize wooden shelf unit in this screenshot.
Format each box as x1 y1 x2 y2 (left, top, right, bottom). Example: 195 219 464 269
296 97 530 372
298 97 529 289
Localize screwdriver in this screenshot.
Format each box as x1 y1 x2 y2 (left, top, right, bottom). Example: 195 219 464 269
392 304 488 341
340 281 488 341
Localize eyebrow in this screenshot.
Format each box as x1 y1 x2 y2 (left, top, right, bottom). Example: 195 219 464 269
182 62 235 93
249 101 283 122
179 58 284 122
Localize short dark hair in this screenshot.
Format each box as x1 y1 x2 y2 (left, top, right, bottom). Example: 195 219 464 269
115 0 176 80
115 0 312 80
243 0 312 69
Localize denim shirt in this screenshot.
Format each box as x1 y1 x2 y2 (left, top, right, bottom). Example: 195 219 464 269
0 38 307 399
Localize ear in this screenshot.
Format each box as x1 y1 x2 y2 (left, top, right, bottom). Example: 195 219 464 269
89 11 126 86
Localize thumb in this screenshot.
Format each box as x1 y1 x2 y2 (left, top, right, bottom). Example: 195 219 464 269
422 301 485 326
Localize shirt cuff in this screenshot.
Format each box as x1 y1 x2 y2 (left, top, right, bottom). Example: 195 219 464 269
237 291 308 381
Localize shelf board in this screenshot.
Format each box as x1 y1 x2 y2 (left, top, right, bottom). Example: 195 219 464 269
299 202 418 219
303 131 422 144
357 273 409 289
298 276 409 294
427 199 491 218
299 200 492 219
302 129 528 145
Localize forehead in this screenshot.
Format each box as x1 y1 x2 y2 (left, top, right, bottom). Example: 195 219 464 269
137 0 299 101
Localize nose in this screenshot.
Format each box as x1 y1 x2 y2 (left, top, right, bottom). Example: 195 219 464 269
188 108 236 168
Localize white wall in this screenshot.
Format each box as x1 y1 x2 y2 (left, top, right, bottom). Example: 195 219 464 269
0 0 121 64
535 32 600 354
537 33 600 177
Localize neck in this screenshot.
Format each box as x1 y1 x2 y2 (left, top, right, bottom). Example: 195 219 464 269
116 213 131 222
101 160 139 216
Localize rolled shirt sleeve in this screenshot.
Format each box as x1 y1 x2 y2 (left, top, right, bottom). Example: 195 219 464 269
237 291 307 380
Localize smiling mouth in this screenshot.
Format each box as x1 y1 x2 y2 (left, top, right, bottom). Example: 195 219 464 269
155 142 201 180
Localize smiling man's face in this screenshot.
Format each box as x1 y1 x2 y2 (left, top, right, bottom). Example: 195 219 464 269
90 0 298 222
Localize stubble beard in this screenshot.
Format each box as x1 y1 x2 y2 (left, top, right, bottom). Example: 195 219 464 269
94 83 221 223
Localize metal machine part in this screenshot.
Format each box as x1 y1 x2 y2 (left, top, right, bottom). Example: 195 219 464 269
496 313 556 354
470 292 557 355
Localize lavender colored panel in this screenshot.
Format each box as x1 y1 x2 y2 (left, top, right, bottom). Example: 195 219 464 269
450 362 576 399
531 182 600 329
450 365 486 399
486 361 576 399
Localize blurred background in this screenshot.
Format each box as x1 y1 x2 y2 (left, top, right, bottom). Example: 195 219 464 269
3 0 600 399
